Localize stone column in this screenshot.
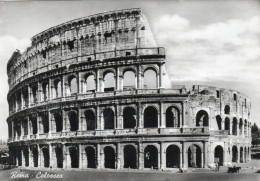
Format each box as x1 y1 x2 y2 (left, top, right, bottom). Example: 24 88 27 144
182 142 187 168
160 102 165 128
96 106 101 130
158 63 162 88
78 72 82 94
237 145 240 163
137 102 143 128
116 143 120 169
96 144 101 169
21 148 25 167
28 86 32 107
230 119 233 135
49 144 52 168
138 142 144 169
62 144 67 168
237 121 239 137
160 142 164 170
182 101 187 127
137 65 142 89
38 82 42 102
204 141 208 168
36 114 40 137
78 108 82 132
48 111 52 137
48 78 53 100
96 69 100 92
79 144 83 169
116 66 120 91
21 91 24 109
62 110 68 132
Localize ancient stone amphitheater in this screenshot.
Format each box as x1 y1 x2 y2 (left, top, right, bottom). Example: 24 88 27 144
7 8 251 170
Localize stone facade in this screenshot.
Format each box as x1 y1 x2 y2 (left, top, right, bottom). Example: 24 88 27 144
7 8 251 170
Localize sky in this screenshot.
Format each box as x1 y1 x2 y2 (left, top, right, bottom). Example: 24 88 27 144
0 0 259 139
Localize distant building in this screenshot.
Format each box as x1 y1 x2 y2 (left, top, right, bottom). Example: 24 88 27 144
7 8 251 170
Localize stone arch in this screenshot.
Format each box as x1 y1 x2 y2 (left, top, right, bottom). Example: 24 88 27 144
224 105 230 114
239 118 243 134
23 148 29 167
188 144 202 168
31 84 38 103
42 147 50 168
166 145 180 168
85 110 95 130
42 82 49 101
104 146 116 169
214 145 224 166
244 120 248 135
30 115 38 135
54 112 63 132
225 117 230 131
16 149 22 166
196 110 209 127
69 147 79 168
103 71 115 92
123 69 136 90
41 113 49 134
123 107 136 129
32 147 38 167
143 68 157 89
144 145 158 169
240 147 243 163
232 118 238 135
68 75 78 95
85 74 96 92
103 108 114 130
55 146 63 168
216 115 222 130
166 106 180 128
144 106 158 128
85 146 96 168
68 111 78 131
54 79 62 98
232 145 238 162
124 145 137 169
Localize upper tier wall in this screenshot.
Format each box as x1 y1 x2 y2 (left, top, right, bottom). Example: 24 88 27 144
7 8 158 89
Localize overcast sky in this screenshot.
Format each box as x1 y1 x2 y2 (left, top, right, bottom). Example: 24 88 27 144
0 0 259 139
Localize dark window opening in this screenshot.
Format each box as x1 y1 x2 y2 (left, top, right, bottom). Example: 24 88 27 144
166 107 180 127
69 147 79 168
216 115 222 130
234 94 237 101
54 113 63 132
215 146 224 166
225 117 230 131
85 110 95 130
55 147 63 168
85 147 96 168
144 106 158 128
224 105 230 114
123 107 136 129
124 145 137 169
196 110 209 127
166 145 180 168
216 90 220 98
42 148 50 168
126 52 131 56
104 146 115 169
69 111 78 131
104 108 114 129
144 145 158 169
68 40 75 51
188 145 201 168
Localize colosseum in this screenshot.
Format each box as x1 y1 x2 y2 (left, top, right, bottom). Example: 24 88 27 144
7 8 252 171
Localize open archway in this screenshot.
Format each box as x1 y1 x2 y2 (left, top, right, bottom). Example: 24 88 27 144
232 146 238 162
123 70 136 90
42 148 50 168
166 145 180 168
215 145 224 166
32 148 38 167
144 145 158 169
188 145 201 168
69 147 79 168
144 106 158 128
196 110 209 127
85 147 96 168
143 69 157 89
104 146 115 169
166 107 180 127
54 113 63 132
69 111 78 131
55 147 63 168
124 145 137 169
103 108 114 129
123 107 136 129
85 110 95 130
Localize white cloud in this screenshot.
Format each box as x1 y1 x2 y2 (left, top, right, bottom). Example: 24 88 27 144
0 35 30 139
154 15 260 83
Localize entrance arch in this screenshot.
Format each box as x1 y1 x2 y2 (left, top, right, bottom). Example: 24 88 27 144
123 107 136 129
55 147 63 168
103 108 114 129
166 107 180 128
214 145 224 166
104 146 115 169
23 148 29 167
144 106 158 128
196 110 208 127
85 147 96 168
68 111 78 131
232 146 238 162
166 145 180 168
32 148 38 167
240 147 243 163
144 145 158 169
85 110 95 130
69 147 79 168
42 148 50 167
188 145 201 168
124 145 137 169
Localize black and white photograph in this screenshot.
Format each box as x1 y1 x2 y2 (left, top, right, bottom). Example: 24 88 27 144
0 0 260 180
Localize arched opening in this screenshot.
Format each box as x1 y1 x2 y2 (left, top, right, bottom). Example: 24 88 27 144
54 113 63 132
68 76 78 95
54 79 62 98
42 148 50 168
103 108 114 129
144 106 158 128
124 145 137 169
85 74 95 92
225 117 230 131
240 147 243 163
31 116 38 135
69 147 79 168
188 145 201 168
166 145 180 168
232 118 238 135
42 114 49 133
244 120 247 135
32 86 38 103
104 72 115 92
42 82 49 101
143 69 157 89
239 119 243 135
232 146 238 162
216 115 222 130
55 147 63 168
85 110 95 130
196 110 209 127
244 147 247 163
166 107 180 127
123 107 136 129
85 147 96 168
22 88 29 108
144 145 158 169
23 148 29 167
224 105 230 114
16 149 22 166
68 111 78 131
123 70 136 90
214 145 224 166
104 146 115 169
32 148 38 167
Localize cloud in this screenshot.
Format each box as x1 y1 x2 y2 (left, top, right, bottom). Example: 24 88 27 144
154 15 260 83
0 35 30 139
